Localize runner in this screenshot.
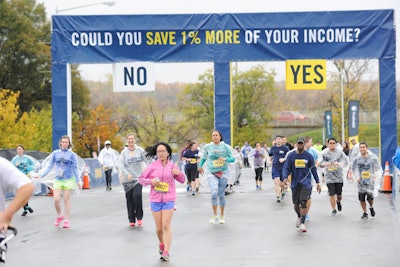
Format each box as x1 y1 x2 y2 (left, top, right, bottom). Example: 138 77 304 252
283 138 321 232
268 135 289 203
319 138 349 216
351 142 382 219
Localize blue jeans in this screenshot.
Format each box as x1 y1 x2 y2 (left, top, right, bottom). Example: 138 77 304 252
207 172 228 207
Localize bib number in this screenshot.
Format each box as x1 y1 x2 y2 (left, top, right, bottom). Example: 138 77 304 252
328 166 337 171
155 182 169 193
361 171 371 179
294 159 305 168
212 160 224 167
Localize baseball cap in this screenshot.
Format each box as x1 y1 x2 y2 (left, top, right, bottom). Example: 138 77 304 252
296 138 305 144
105 140 112 145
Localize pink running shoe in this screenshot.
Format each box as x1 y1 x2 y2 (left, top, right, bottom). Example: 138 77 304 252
62 220 70 228
160 251 169 261
159 243 164 255
129 222 135 227
54 215 64 226
137 220 143 226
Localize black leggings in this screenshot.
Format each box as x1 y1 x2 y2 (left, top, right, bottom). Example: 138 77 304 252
105 169 112 187
255 167 264 181
125 183 143 223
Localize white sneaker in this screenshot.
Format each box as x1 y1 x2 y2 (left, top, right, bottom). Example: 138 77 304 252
219 216 225 224
209 215 218 224
296 217 301 228
299 223 307 232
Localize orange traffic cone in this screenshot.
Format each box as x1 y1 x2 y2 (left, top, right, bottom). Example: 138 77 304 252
380 161 392 193
83 171 90 189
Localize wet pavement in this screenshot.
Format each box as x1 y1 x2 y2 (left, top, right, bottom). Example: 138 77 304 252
6 167 400 267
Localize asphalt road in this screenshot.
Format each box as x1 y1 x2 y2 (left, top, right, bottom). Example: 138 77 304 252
5 167 400 267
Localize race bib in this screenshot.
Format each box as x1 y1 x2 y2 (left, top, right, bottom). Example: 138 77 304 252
212 160 224 167
155 182 169 193
361 171 371 179
328 166 337 171
295 159 306 168
189 158 197 164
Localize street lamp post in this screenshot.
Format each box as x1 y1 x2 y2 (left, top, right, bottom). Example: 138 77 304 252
340 62 345 144
56 1 115 14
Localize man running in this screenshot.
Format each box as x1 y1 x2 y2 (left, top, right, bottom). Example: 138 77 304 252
269 135 289 203
319 138 349 216
283 138 321 232
351 142 382 219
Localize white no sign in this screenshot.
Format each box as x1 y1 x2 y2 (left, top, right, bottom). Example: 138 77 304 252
113 62 155 92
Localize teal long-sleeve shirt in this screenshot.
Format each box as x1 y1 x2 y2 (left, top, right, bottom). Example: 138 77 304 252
199 142 235 173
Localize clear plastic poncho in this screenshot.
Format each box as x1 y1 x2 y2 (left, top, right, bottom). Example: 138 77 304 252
33 151 86 192
351 151 383 197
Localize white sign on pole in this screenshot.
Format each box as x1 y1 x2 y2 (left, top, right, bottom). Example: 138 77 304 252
112 62 155 92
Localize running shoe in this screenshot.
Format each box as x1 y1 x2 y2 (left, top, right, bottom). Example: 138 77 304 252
191 192 196 196
256 185 259 190
296 217 301 228
219 216 225 224
331 210 337 216
281 187 287 200
209 215 219 224
276 197 281 203
160 251 169 262
369 207 375 217
159 243 164 255
305 214 311 221
54 215 64 226
129 222 135 227
186 185 191 192
137 220 143 226
361 213 368 220
62 220 70 228
299 223 307 232
337 202 342 212
26 206 34 213
21 210 28 216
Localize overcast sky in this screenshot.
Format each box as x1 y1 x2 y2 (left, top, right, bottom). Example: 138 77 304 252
38 0 398 83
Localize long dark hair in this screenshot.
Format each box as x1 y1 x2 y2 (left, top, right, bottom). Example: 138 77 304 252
213 129 223 142
145 142 172 160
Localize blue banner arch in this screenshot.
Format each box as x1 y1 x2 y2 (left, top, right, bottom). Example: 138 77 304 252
51 10 396 167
